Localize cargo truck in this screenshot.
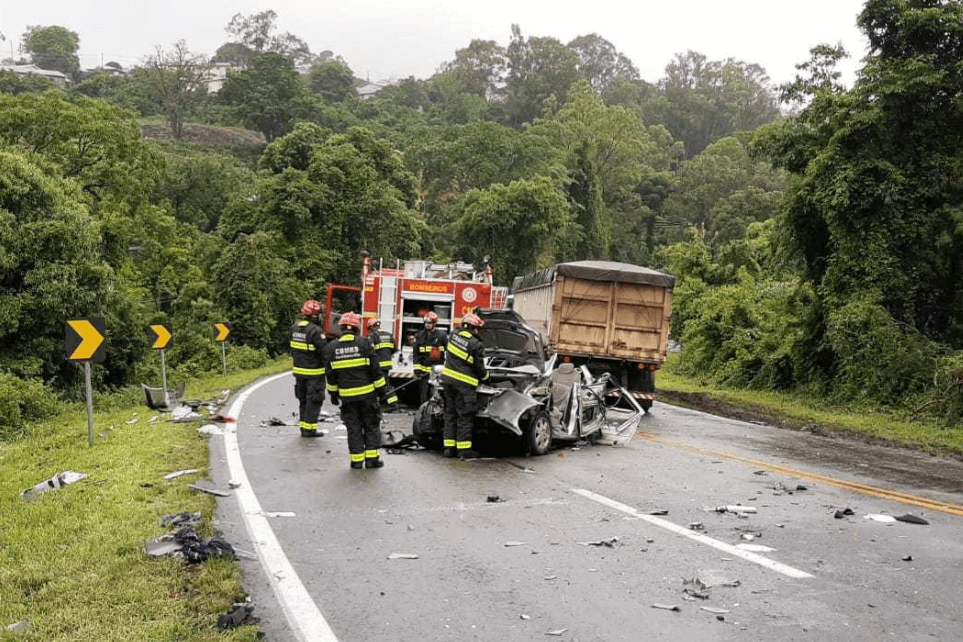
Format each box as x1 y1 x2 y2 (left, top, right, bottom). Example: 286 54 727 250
510 260 675 411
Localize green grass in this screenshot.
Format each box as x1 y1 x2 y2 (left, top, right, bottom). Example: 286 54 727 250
0 358 289 641
657 353 963 457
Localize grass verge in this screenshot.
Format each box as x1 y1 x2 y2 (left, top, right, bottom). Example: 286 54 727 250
0 358 289 641
657 354 963 458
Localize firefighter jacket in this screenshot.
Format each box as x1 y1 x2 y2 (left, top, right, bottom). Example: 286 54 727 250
290 319 327 379
368 329 396 370
413 326 448 375
323 333 387 402
441 329 489 389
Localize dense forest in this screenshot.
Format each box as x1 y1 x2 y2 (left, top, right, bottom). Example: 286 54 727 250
1 0 961 437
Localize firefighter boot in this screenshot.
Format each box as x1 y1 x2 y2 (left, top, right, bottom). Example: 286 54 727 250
350 461 364 470
443 447 457 458
300 428 322 438
365 456 385 469
457 448 481 460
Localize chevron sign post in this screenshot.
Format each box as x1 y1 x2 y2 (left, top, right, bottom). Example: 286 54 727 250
147 324 173 402
213 323 231 374
65 318 106 446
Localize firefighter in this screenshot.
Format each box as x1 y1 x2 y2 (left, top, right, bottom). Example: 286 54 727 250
366 318 398 407
441 312 489 459
290 300 328 438
323 312 388 469
412 311 448 406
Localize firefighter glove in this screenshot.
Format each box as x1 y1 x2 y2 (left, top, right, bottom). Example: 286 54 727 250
329 392 340 406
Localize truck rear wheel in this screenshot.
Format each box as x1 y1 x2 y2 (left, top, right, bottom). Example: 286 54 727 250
524 409 552 456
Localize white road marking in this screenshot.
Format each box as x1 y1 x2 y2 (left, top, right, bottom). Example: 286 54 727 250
572 489 814 579
224 372 340 642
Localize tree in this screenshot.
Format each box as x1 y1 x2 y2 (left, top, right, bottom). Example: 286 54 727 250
142 41 212 139
452 177 573 283
567 33 640 96
224 10 311 65
307 60 356 102
20 25 80 78
218 52 309 141
440 39 507 99
504 25 580 126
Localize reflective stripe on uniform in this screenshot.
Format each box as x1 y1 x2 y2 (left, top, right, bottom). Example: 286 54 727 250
375 341 394 351
365 449 380 459
456 441 472 450
350 452 365 462
413 364 432 373
444 439 456 448
331 357 369 369
293 366 324 376
379 360 392 368
290 341 315 351
447 342 472 364
442 367 478 387
339 383 375 397
299 421 317 430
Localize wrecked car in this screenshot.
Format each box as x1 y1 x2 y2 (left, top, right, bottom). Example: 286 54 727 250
412 308 644 455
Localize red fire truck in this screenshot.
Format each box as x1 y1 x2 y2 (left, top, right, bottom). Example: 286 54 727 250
323 255 508 403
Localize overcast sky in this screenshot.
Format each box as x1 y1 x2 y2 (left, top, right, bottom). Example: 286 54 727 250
1 0 869 88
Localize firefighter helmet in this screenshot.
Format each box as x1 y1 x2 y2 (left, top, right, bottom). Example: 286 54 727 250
462 312 484 328
423 311 438 324
339 311 361 329
366 317 381 330
301 299 322 316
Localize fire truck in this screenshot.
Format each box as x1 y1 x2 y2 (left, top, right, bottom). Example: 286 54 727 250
323 255 508 404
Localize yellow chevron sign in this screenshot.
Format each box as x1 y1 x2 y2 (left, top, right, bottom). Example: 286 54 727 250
66 318 106 362
148 324 173 350
213 323 231 342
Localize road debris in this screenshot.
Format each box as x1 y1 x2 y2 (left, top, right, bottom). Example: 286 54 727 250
716 505 757 514
683 578 710 600
865 514 897 523
189 483 231 497
198 424 223 436
834 508 854 518
647 509 669 515
701 606 730 615
753 470 768 476
163 469 199 480
504 541 528 547
688 522 705 531
387 553 419 559
21 471 87 499
171 405 203 423
895 514 929 525
902 555 913 561
145 526 236 564
4 621 32 632
217 602 254 630
580 537 619 547
520 614 530 620
651 604 681 612
159 512 202 527
544 575 558 580
545 628 568 636
487 495 504 503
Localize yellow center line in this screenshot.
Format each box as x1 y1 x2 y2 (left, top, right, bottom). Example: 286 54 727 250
639 431 963 517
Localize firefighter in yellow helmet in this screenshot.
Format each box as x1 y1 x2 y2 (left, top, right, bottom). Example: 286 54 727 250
323 312 388 469
441 312 489 459
290 300 328 437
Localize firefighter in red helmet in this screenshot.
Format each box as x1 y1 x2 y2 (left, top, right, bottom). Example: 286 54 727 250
290 299 328 437
412 310 448 406
441 312 489 459
323 311 388 469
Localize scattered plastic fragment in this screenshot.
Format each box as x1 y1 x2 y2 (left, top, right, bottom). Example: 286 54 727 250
689 522 705 531
864 514 897 523
189 483 231 497
520 614 530 620
21 471 87 499
173 527 236 564
163 469 199 480
545 628 568 636
159 512 202 527
716 506 757 514
652 604 680 612
647 509 669 515
228 480 241 489
218 602 254 630
487 495 504 503
387 553 419 559
4 621 32 632
895 514 929 525
580 537 618 547
753 470 768 476
544 575 557 580
171 406 203 422
701 606 730 614
834 508 854 518
901 555 913 561
504 541 528 547
198 424 223 436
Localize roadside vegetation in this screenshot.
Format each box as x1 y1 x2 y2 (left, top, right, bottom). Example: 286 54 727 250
0 359 287 641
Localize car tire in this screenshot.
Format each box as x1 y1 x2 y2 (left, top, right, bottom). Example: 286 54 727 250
523 409 552 456
412 400 443 450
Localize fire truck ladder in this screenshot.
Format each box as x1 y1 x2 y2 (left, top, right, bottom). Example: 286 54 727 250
378 274 398 340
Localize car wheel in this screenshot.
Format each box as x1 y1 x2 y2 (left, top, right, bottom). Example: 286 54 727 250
412 400 443 450
524 409 552 456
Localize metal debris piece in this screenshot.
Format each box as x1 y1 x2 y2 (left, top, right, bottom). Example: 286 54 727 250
647 509 669 515
651 604 680 612
865 514 897 523
188 483 231 497
218 602 254 630
163 469 199 480
753 470 768 475
901 555 913 561
387 553 419 559
520 614 530 620
159 512 202 527
895 514 929 525
544 575 557 580
144 533 183 558
580 537 619 547
487 495 504 503
716 505 757 514
504 541 528 547
701 606 730 615
834 508 854 518
689 522 705 531
545 628 568 636
21 471 87 499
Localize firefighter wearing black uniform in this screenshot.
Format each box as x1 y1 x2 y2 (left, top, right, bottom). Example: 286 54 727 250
441 312 489 459
323 312 388 469
366 318 399 407
290 299 328 437
412 311 448 405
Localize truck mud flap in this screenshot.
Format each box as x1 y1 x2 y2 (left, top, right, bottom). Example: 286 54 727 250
476 389 542 437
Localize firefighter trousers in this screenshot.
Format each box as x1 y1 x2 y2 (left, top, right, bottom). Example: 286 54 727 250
294 376 326 431
340 397 383 463
442 383 477 449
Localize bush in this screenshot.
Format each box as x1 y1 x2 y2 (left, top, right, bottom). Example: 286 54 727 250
0 373 61 441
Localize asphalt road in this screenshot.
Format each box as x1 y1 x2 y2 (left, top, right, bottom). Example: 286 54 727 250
209 372 963 642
